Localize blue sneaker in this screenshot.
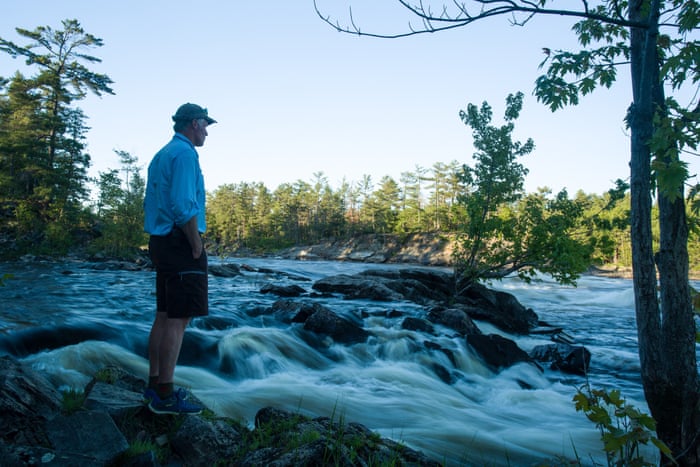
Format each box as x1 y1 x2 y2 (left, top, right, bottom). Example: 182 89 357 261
143 388 158 403
148 389 202 415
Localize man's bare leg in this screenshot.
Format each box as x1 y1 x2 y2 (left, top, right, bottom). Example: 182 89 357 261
157 316 191 387
147 311 168 383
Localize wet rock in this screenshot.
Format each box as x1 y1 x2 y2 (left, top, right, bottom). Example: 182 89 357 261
260 283 307 297
401 317 436 335
530 343 592 375
269 299 327 324
457 282 539 334
312 274 404 301
304 307 370 344
208 263 241 277
466 333 536 372
313 268 453 305
427 306 482 336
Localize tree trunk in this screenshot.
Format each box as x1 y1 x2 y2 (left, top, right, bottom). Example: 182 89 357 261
629 1 700 465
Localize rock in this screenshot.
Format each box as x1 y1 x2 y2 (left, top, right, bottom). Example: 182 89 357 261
427 306 482 336
170 415 244 465
268 299 327 324
0 355 62 447
362 268 454 301
260 283 307 297
347 281 405 301
208 263 241 277
401 317 436 335
277 233 453 267
45 411 129 464
530 343 592 375
313 269 453 305
84 381 144 417
457 282 539 334
304 307 370 344
247 407 441 466
312 274 404 301
466 333 536 372
0 356 441 466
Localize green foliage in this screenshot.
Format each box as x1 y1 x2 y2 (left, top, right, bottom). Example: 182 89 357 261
94 367 119 384
60 388 86 415
573 181 632 267
574 385 675 466
453 93 590 286
122 439 163 461
0 273 11 286
0 19 113 257
89 150 147 257
535 5 629 112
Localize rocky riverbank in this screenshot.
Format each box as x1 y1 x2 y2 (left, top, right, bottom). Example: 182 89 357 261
272 233 647 280
0 356 440 466
273 233 455 267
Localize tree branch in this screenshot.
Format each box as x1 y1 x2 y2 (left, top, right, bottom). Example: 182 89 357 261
314 0 648 39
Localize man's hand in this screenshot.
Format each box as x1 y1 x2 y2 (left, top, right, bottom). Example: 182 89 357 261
181 216 203 259
191 237 203 259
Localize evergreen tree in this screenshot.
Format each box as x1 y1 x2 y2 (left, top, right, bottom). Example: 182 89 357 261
0 19 114 255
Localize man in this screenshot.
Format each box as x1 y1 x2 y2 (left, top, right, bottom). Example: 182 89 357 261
143 103 216 414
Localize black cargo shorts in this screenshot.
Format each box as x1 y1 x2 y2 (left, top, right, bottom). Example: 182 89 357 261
148 227 208 318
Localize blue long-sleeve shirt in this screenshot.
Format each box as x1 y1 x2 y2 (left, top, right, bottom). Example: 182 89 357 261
144 133 206 236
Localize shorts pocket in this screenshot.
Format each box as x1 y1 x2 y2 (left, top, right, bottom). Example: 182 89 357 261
167 270 208 318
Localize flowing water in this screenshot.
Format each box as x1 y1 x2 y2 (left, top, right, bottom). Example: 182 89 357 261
0 258 681 465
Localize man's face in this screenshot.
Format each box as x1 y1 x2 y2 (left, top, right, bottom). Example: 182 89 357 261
192 119 210 147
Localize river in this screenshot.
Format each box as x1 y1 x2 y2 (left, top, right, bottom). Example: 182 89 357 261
0 257 676 465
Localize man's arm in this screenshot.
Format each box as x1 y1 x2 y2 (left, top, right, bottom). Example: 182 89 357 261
180 215 203 259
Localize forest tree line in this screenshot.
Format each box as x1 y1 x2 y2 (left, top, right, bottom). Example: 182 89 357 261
1 19 700 275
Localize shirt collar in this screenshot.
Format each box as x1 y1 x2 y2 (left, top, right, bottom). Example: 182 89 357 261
173 132 195 149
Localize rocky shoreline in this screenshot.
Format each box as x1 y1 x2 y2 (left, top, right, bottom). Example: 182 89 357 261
0 356 440 466
1 259 594 466
271 233 639 279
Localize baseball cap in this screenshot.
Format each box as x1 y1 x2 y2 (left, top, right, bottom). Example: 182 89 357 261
172 103 217 124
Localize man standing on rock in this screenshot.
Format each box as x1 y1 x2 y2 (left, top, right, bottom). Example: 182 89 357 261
143 103 216 414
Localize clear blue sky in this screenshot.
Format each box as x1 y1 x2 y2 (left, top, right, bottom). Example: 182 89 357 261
2 1 696 196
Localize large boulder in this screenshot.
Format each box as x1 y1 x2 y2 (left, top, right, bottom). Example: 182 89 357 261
457 283 539 334
466 334 536 372
312 274 404 302
0 355 62 447
360 268 454 303
260 283 307 297
303 308 370 344
208 263 241 277
530 343 592 375
427 306 482 336
268 299 328 324
312 268 453 304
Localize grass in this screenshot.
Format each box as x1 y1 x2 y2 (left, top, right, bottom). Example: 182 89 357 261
60 388 85 415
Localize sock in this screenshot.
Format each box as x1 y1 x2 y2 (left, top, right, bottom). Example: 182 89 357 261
157 382 174 399
148 376 158 390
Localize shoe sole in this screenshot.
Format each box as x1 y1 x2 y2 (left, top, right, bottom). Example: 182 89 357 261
147 402 202 415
